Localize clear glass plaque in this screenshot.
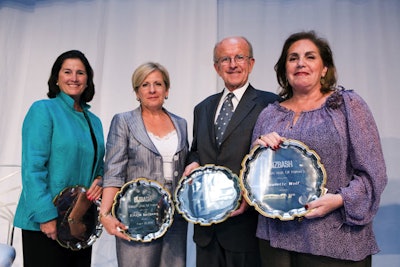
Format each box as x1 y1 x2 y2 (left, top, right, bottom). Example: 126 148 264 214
112 178 174 242
175 165 241 226
240 139 327 220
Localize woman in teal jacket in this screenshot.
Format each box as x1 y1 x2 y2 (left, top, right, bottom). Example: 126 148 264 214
14 50 105 267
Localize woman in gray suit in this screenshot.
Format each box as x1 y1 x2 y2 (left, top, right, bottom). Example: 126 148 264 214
99 62 189 267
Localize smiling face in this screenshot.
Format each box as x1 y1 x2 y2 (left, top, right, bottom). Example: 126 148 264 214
57 58 88 102
135 70 168 111
214 37 255 91
285 39 328 93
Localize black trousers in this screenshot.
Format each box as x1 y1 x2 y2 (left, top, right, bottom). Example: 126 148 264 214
22 230 92 267
259 239 371 267
196 235 261 267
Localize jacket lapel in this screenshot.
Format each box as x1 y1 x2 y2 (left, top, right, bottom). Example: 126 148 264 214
127 108 159 154
221 86 257 144
208 92 224 148
170 113 186 153
127 107 186 155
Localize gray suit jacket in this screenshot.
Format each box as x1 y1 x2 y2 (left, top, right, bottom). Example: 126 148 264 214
103 107 189 192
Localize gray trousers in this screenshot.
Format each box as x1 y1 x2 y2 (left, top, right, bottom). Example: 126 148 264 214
116 217 187 267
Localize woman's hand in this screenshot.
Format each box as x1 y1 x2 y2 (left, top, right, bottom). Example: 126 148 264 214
100 214 131 241
86 176 103 201
40 219 57 240
304 193 344 219
99 187 130 241
254 132 285 149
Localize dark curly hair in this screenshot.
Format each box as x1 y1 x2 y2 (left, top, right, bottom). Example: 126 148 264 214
47 50 95 103
275 31 337 99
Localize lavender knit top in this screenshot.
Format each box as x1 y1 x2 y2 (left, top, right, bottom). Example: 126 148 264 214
252 88 387 261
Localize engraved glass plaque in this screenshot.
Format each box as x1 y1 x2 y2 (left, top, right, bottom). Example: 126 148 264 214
175 165 241 226
54 186 102 250
240 139 327 220
112 178 174 242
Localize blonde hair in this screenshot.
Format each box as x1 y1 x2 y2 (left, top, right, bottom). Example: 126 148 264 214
132 62 170 92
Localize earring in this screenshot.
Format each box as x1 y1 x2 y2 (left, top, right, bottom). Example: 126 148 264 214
56 82 59 86
320 76 326 85
165 96 168 100
136 98 140 102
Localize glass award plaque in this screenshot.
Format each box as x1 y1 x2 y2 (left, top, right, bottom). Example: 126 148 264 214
175 165 241 226
53 186 102 250
112 178 174 242
240 139 327 220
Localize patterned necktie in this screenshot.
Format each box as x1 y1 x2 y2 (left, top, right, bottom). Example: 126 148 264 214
215 92 234 146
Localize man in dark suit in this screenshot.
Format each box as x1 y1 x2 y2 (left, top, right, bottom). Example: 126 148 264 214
184 36 280 267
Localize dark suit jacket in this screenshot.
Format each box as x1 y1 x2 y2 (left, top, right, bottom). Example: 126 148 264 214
188 84 280 252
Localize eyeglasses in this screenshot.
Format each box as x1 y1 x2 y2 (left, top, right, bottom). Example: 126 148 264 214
216 54 252 65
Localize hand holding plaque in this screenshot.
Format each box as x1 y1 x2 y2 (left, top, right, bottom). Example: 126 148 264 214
53 186 102 250
240 139 327 220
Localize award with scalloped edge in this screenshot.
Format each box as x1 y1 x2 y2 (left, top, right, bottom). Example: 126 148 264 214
240 139 327 220
54 186 102 250
175 165 241 226
112 178 174 242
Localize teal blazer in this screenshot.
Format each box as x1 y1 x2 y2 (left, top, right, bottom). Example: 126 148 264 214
14 92 105 231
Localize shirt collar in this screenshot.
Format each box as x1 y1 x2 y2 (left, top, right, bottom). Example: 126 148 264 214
222 81 249 102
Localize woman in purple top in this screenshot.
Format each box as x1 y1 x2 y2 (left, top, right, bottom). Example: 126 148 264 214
252 31 387 267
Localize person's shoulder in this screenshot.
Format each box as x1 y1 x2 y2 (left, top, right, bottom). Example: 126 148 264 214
32 97 55 105
114 109 136 118
249 87 281 104
251 87 279 97
195 92 221 108
201 92 221 103
338 87 366 104
259 90 280 100
28 98 57 112
108 110 135 126
331 87 373 116
23 98 58 125
341 88 360 98
167 110 187 123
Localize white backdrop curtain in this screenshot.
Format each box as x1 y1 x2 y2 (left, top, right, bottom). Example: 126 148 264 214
0 0 398 266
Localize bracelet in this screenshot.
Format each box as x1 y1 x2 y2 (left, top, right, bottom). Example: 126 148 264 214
98 211 110 222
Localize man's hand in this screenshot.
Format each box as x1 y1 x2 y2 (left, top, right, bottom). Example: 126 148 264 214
183 162 200 177
230 193 249 217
